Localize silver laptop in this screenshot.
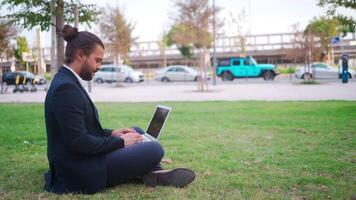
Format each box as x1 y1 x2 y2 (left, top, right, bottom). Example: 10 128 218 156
142 105 172 142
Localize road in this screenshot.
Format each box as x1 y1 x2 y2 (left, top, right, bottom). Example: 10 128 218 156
1 75 356 103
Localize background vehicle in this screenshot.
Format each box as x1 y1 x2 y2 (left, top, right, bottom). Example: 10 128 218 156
294 62 355 80
2 71 47 86
2 71 36 86
155 65 199 82
33 74 47 85
94 64 144 83
20 71 47 85
217 56 278 81
1 71 46 92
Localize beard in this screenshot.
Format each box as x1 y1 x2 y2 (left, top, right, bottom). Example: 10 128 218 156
80 60 95 81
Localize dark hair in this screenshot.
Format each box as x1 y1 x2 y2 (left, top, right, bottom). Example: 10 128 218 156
62 24 105 64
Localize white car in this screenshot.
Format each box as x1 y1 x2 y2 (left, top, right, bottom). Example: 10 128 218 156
294 63 355 80
94 64 144 83
155 65 199 82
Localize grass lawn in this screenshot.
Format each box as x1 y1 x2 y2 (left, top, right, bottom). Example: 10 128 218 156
0 101 355 199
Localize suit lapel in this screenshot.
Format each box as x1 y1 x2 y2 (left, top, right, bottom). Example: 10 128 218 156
78 85 100 121
60 67 101 125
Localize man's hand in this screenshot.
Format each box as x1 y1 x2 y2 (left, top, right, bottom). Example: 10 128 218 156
111 128 137 137
120 132 143 146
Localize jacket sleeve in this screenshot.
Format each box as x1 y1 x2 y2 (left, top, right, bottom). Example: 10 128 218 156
103 129 113 137
52 83 124 155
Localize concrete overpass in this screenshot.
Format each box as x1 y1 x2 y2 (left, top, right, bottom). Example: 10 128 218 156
126 32 356 68
19 32 356 71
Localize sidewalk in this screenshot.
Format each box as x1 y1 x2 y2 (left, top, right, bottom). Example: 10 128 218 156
1 82 356 103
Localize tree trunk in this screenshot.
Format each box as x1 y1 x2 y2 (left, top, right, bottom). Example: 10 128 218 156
116 53 123 87
50 0 57 77
197 49 209 92
56 0 65 69
163 47 167 68
37 29 46 76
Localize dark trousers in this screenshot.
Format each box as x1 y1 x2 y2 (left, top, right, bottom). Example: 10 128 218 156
105 127 164 187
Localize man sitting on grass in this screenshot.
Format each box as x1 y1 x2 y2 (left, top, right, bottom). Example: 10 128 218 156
43 24 195 194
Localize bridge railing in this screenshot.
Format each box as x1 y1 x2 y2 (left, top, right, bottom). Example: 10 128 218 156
29 32 356 61
128 32 356 57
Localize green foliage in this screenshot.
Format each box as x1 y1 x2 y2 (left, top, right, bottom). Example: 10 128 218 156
304 16 341 52
165 24 195 59
13 36 29 69
334 15 356 35
173 0 214 49
165 0 215 59
167 22 212 50
1 0 100 69
0 0 100 31
277 66 296 74
0 101 355 199
300 80 320 85
44 72 52 81
318 0 356 13
317 0 356 34
178 45 193 59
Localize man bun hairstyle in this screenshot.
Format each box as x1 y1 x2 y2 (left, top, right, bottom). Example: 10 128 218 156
61 24 105 64
62 25 79 42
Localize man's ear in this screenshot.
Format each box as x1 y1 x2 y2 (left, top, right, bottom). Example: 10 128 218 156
75 49 86 62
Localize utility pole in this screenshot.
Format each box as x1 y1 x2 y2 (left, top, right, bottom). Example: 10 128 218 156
212 0 217 85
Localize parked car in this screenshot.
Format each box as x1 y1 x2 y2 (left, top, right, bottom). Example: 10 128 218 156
94 64 144 83
294 63 355 80
216 56 278 81
33 74 47 85
19 71 47 85
1 71 46 92
155 65 200 82
1 71 42 87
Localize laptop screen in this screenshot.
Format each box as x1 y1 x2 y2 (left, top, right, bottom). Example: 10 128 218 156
146 106 170 138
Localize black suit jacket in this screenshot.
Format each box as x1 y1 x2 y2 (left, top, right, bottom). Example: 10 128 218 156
44 66 124 194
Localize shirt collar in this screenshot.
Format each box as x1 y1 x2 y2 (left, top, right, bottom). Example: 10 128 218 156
62 64 86 88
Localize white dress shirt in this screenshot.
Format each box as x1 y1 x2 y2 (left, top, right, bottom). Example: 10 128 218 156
62 65 92 99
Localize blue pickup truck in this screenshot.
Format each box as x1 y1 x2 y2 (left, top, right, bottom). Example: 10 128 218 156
217 56 278 81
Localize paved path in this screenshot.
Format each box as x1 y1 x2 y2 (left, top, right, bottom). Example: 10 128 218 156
1 82 356 103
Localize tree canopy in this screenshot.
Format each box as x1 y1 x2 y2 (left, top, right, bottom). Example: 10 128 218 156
14 36 29 69
0 19 17 60
304 16 342 63
165 0 219 59
318 0 356 13
304 17 341 48
0 0 100 69
100 6 136 60
318 0 356 34
0 0 100 31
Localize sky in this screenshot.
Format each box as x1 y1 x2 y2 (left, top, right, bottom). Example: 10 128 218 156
5 0 356 47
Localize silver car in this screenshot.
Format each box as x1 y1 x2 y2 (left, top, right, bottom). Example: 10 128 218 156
94 64 144 83
155 65 198 82
294 63 355 80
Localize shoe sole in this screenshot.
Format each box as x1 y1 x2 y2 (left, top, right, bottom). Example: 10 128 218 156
144 168 195 188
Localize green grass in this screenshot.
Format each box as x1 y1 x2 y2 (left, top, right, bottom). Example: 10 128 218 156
0 101 355 199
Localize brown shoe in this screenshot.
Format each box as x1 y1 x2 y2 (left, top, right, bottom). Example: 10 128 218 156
144 168 195 188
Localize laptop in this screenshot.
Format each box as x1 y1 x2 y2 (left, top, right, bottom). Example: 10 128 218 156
142 105 172 142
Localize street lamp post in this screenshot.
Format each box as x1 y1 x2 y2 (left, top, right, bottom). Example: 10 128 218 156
212 0 217 85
